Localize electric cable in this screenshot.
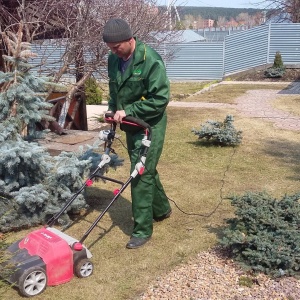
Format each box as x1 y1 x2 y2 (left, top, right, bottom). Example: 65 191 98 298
113 135 237 218
166 146 236 218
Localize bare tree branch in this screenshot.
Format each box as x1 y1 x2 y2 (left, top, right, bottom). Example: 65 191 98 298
1 0 179 127
256 0 300 23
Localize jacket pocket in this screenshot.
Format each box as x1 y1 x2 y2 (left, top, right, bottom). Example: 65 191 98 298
123 78 145 104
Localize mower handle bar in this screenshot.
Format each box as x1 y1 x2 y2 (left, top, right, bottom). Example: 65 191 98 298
105 112 151 133
46 113 152 230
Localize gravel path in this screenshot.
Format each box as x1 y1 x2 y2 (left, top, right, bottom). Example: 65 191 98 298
138 248 300 300
169 81 300 131
236 89 300 131
138 82 300 300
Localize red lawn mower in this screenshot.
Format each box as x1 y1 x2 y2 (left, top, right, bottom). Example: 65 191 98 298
1 114 151 297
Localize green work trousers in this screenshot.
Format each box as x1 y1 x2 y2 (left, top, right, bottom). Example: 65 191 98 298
125 114 171 238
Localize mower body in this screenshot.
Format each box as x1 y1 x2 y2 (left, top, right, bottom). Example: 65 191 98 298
2 227 92 297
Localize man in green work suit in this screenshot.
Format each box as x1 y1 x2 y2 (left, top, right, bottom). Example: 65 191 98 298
103 18 172 249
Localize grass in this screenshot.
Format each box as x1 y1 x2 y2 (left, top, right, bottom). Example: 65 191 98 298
174 82 290 103
272 94 300 116
169 81 215 100
2 82 300 299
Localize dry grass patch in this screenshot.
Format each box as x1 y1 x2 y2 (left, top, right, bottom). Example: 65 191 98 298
170 81 213 100
272 95 300 116
2 83 300 300
185 83 290 103
170 81 216 102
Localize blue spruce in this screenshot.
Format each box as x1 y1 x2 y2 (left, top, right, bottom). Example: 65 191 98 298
0 25 122 232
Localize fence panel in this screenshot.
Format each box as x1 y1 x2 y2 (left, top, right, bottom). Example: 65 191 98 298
31 23 300 81
164 42 224 80
224 25 269 76
269 23 300 64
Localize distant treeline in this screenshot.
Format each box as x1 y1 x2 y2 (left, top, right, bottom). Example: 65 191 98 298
175 6 263 21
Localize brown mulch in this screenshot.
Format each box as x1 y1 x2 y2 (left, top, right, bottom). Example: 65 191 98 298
226 67 300 82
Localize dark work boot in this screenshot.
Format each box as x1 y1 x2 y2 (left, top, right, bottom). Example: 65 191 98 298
126 236 151 249
153 209 172 222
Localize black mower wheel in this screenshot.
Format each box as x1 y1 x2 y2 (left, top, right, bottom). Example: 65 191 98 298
74 258 94 278
18 267 47 297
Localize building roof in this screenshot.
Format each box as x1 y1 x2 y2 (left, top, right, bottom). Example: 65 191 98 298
152 30 206 43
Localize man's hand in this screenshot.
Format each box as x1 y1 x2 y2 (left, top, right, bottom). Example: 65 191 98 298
113 110 126 123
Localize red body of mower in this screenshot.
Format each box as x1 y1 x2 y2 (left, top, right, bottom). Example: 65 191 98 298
5 227 93 297
1 114 151 297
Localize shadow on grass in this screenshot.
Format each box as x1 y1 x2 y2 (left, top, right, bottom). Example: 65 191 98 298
188 139 221 147
205 224 228 241
65 185 133 250
263 138 300 181
278 80 300 95
187 140 239 148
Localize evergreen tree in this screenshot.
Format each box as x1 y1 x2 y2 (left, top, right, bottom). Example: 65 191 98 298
264 51 286 78
0 24 122 232
84 77 103 105
273 51 284 68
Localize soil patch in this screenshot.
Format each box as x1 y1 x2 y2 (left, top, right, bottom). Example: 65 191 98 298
226 67 300 82
53 135 94 145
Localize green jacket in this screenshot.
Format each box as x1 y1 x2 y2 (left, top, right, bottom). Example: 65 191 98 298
107 38 169 125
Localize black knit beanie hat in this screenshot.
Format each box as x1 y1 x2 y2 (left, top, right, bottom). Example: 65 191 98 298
103 18 133 43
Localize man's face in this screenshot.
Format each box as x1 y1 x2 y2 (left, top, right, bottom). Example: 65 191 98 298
106 38 133 60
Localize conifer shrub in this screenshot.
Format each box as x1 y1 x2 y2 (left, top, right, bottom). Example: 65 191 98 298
220 192 300 277
273 51 284 68
0 25 122 232
192 115 242 146
84 77 102 105
264 51 286 78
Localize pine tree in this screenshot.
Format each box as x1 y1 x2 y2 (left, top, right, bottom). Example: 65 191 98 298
0 24 122 232
273 51 284 68
264 51 286 78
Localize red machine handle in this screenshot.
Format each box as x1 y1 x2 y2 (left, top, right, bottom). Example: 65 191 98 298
105 112 151 131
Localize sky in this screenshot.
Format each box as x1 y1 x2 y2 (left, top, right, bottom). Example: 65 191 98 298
157 0 266 9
